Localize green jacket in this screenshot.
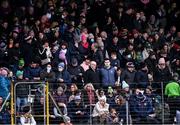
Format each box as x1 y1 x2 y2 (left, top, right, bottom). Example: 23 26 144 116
165 81 180 97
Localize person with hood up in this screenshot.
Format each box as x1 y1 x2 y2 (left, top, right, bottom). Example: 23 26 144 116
56 62 71 86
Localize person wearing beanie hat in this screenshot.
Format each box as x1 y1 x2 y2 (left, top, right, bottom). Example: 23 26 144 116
122 81 129 89
58 62 65 69
56 62 71 85
16 70 24 80
67 94 88 124
18 58 25 67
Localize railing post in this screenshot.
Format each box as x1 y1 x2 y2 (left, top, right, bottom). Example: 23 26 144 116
46 81 49 125
11 81 14 125
161 82 165 124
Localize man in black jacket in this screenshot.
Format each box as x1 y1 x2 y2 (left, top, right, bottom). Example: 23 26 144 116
84 61 100 89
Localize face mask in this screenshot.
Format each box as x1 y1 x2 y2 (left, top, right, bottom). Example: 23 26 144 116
47 67 51 73
90 39 94 43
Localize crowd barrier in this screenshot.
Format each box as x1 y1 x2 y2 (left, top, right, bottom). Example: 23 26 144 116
0 81 175 124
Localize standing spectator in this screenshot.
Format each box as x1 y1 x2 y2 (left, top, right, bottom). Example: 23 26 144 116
135 62 149 88
80 57 90 72
67 58 84 87
121 62 136 88
153 57 172 89
21 36 35 66
38 41 52 66
0 68 10 100
100 58 116 88
165 73 180 123
84 61 100 89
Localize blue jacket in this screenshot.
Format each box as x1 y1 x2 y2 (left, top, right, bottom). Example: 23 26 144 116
100 67 116 87
132 95 153 118
56 70 72 84
24 66 42 79
0 76 10 99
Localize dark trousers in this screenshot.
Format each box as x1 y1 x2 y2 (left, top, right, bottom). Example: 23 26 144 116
167 96 180 123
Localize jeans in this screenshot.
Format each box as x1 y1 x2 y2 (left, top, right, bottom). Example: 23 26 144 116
16 97 28 112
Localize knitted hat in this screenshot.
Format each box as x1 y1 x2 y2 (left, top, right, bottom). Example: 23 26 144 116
58 62 65 68
74 95 81 100
122 81 129 89
16 70 23 77
18 58 25 67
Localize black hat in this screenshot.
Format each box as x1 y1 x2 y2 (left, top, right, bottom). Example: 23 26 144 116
22 105 30 113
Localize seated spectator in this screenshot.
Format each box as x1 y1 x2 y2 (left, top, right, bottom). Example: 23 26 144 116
40 63 56 82
95 89 107 102
56 62 71 87
113 95 127 124
67 95 88 124
83 83 97 118
0 96 10 124
20 105 36 125
24 61 42 80
67 84 79 103
53 101 69 124
106 86 115 106
54 86 67 105
107 108 119 124
33 96 46 124
130 88 157 124
92 96 109 124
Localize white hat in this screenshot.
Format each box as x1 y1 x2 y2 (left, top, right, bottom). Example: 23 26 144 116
122 81 129 89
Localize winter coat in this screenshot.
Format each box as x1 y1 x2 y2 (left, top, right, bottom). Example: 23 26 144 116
131 95 153 118
84 68 101 89
24 66 42 80
56 70 72 85
135 70 149 88
100 67 116 87
0 76 10 99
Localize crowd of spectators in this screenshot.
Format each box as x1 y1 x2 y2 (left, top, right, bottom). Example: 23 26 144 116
0 0 180 124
